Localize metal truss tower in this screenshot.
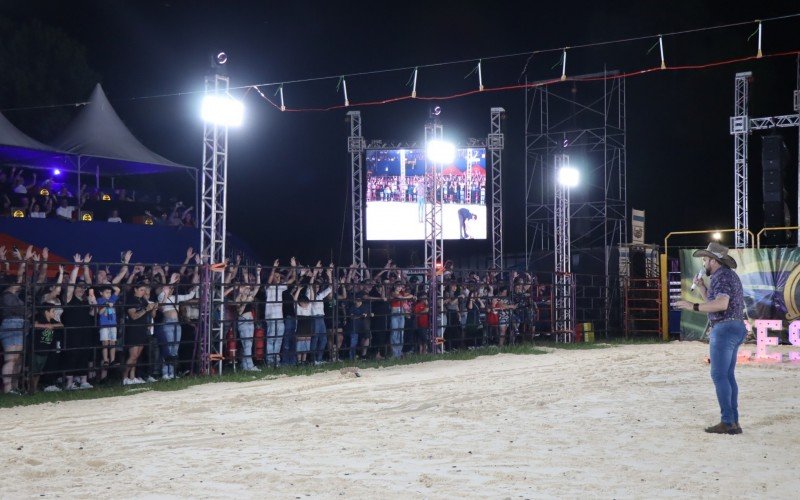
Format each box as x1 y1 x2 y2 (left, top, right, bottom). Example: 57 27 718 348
524 73 627 271
424 119 444 351
489 107 505 269
347 111 366 267
199 73 230 374
553 154 574 341
424 120 444 271
730 72 751 248
730 64 800 246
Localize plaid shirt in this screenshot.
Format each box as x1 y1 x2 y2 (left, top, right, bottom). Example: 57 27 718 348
707 266 745 326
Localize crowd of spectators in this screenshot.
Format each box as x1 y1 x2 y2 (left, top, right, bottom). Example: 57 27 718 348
367 174 486 205
0 167 195 226
0 246 552 395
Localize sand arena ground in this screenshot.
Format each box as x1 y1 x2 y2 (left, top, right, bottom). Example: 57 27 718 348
1 342 799 498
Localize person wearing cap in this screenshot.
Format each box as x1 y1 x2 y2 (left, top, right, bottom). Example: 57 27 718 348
673 242 746 435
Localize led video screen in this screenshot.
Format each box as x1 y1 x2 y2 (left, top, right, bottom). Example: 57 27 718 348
366 148 487 241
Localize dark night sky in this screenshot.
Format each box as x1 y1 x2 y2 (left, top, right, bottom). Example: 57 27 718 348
2 1 799 266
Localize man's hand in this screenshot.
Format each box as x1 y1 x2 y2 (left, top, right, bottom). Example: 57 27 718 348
672 300 695 311
186 247 195 260
273 258 280 267
290 257 297 267
73 253 82 263
692 275 706 290
41 247 49 261
122 250 133 264
83 253 92 264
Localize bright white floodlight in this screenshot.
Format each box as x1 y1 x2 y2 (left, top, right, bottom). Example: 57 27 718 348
427 139 456 164
201 94 244 126
557 166 580 188
712 231 722 241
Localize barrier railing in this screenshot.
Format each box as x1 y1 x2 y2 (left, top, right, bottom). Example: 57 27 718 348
0 258 634 395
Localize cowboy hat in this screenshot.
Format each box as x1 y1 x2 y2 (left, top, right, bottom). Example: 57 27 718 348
693 242 737 269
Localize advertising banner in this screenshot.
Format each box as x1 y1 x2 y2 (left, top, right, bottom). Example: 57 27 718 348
679 248 800 340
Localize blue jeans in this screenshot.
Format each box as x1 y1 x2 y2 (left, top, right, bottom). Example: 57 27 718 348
238 318 255 370
265 318 284 366
709 320 747 425
281 317 297 366
157 318 181 377
390 312 405 358
0 318 25 349
311 317 327 362
349 331 359 360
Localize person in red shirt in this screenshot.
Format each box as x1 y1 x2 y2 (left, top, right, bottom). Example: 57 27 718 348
413 296 430 354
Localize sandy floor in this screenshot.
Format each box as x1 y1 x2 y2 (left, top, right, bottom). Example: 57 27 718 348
1 342 799 498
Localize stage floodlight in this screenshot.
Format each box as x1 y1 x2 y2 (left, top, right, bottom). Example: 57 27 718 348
102 194 111 201
557 166 580 188
427 139 456 164
201 94 244 127
53 169 61 176
39 188 49 197
80 211 94 222
712 231 722 241
12 209 25 218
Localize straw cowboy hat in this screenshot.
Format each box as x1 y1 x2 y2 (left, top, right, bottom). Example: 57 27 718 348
692 242 737 269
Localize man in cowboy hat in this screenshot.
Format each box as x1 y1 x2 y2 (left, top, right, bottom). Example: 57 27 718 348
674 242 747 435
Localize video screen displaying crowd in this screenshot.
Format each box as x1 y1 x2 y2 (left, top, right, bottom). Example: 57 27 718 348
0 166 195 226
366 174 486 205
0 245 552 395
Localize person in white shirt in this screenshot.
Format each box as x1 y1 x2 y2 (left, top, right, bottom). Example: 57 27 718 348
28 199 51 218
107 209 122 223
157 271 198 379
263 258 295 367
307 263 332 365
12 172 35 194
55 199 75 221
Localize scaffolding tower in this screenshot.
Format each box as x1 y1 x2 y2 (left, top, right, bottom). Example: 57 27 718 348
524 73 628 272
199 72 230 374
489 107 505 269
729 62 800 247
553 154 574 341
347 111 366 267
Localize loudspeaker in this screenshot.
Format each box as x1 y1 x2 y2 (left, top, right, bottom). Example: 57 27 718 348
761 135 789 230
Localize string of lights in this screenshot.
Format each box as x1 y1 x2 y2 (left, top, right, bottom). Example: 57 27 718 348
1 13 799 114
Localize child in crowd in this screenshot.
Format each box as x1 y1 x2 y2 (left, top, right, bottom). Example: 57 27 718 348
32 303 63 393
94 285 121 370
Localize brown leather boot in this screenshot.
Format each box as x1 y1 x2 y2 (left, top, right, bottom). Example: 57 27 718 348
731 422 743 434
704 422 736 435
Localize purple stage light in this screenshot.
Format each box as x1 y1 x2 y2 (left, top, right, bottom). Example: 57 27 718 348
53 169 62 176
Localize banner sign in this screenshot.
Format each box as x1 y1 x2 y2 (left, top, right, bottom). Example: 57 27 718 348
631 209 645 244
679 248 800 340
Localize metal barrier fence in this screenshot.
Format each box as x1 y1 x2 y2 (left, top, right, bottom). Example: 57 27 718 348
0 258 643 395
